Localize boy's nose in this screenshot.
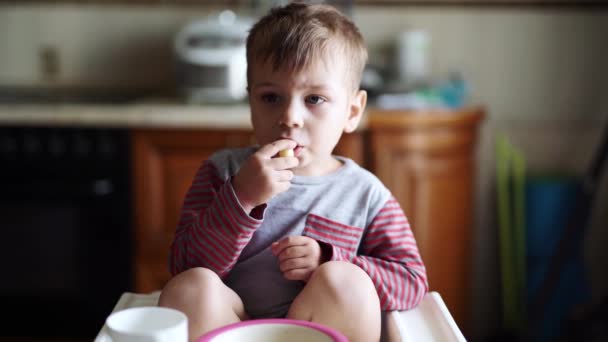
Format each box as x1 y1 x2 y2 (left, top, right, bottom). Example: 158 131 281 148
278 101 304 128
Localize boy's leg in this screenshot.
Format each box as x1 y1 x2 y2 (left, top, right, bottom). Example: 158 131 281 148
158 267 248 342
287 261 381 342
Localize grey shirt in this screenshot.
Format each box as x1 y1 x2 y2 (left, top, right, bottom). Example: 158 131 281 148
211 147 391 318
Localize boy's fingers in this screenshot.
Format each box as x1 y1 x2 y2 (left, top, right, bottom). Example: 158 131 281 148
279 257 308 272
269 156 299 170
283 268 310 281
277 245 308 262
271 240 286 256
257 139 297 159
275 170 294 182
271 236 308 256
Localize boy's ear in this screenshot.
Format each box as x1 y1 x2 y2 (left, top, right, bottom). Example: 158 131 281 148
344 89 367 133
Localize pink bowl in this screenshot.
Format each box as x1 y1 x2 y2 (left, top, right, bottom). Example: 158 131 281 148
197 318 348 342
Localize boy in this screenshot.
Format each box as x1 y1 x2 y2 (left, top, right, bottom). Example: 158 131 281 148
159 3 428 342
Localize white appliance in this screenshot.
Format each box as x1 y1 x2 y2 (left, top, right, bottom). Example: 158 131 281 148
395 30 431 87
174 10 253 104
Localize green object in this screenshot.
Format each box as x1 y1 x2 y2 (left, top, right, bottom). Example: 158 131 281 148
512 146 526 328
496 135 527 333
497 136 516 330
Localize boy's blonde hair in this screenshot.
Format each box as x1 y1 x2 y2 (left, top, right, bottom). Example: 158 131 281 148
246 2 368 92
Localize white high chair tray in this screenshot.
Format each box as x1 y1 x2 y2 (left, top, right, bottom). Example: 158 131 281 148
95 291 465 342
392 292 466 342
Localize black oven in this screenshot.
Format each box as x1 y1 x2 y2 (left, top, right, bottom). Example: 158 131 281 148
0 126 133 340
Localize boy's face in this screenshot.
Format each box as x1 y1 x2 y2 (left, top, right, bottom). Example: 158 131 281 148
248 55 367 177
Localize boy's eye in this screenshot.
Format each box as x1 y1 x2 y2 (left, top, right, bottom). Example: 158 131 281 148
261 93 280 104
305 95 325 105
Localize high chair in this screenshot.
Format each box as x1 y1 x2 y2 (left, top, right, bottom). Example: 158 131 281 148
96 290 466 341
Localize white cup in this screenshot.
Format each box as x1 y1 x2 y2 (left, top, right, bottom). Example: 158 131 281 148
106 306 188 342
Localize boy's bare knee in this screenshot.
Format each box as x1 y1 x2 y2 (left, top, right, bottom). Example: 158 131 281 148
163 267 220 292
159 267 247 341
297 261 380 315
159 267 221 306
291 262 381 342
310 261 377 298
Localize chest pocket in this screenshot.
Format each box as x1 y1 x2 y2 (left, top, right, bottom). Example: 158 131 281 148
302 213 364 257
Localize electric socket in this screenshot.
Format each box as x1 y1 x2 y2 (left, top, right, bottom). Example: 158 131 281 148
39 45 60 81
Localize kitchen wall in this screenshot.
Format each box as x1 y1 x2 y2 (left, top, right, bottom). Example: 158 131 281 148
1 3 607 340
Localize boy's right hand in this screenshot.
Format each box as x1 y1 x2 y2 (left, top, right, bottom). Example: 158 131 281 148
232 139 299 214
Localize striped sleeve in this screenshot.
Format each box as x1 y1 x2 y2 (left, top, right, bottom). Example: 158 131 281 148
328 197 428 311
169 160 262 278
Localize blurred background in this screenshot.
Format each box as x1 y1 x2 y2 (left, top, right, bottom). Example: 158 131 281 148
0 0 606 341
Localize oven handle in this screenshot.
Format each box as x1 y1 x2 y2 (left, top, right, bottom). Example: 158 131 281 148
3 179 116 198
91 179 114 196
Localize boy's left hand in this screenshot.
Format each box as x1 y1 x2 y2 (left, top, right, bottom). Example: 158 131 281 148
271 236 323 282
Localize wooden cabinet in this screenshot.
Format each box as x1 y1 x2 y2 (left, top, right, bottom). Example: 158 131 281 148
132 129 255 292
132 129 364 293
368 107 484 334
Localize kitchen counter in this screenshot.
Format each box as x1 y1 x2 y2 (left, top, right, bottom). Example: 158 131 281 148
0 102 375 129
0 104 253 129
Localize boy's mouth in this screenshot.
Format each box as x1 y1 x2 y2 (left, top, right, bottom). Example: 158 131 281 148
293 145 303 157
279 137 303 157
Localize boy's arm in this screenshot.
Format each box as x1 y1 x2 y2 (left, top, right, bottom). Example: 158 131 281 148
169 160 263 278
324 197 428 311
